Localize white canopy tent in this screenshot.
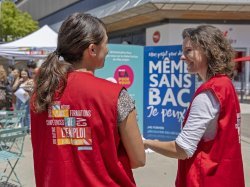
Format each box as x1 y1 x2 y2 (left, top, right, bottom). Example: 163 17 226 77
0 25 57 60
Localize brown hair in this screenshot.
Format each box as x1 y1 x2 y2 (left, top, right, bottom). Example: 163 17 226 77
32 13 106 113
0 65 7 82
182 25 235 80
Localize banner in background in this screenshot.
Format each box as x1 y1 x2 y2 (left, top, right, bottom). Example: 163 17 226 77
143 45 195 141
96 44 144 132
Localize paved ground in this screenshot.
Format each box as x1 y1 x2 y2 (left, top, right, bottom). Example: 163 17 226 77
242 113 250 140
241 104 250 140
1 103 250 187
134 140 250 187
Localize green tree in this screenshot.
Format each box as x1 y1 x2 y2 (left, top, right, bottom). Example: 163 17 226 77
0 0 38 42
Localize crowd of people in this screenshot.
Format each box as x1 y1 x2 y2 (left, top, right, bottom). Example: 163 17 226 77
0 61 36 132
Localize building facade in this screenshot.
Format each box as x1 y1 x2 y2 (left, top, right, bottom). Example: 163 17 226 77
17 0 250 99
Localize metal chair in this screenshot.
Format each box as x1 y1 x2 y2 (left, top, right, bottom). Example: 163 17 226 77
0 110 26 129
0 127 27 186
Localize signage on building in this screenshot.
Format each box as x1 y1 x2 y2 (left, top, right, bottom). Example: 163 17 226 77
153 31 160 44
97 44 196 139
96 44 144 132
143 45 195 141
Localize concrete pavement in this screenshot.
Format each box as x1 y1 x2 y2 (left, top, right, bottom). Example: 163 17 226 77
2 103 250 186
134 140 250 187
241 103 250 141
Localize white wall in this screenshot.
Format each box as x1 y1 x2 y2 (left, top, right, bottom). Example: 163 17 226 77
146 23 250 49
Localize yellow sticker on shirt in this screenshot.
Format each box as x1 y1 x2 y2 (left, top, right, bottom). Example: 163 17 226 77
52 109 69 118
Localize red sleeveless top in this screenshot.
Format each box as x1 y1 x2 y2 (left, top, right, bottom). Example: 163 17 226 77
31 72 136 187
176 75 245 187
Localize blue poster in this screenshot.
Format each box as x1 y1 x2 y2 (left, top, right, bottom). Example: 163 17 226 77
143 45 195 141
96 44 144 132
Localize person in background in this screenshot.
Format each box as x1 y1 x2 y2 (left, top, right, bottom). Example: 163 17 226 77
11 68 21 88
30 12 145 187
10 68 21 109
13 68 34 132
144 25 245 187
7 65 15 87
0 65 9 110
27 60 37 78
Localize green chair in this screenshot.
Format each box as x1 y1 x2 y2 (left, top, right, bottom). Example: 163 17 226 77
0 127 27 186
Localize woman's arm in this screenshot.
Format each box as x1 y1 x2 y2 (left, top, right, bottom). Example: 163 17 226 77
144 91 220 160
119 109 146 169
23 79 34 95
143 140 188 160
12 78 22 92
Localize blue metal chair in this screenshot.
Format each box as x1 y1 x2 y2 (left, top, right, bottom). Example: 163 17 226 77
0 110 26 129
0 127 27 186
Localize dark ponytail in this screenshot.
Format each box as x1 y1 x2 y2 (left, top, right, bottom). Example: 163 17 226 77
32 52 72 113
32 13 106 113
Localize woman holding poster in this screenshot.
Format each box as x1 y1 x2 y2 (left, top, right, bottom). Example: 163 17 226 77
144 25 245 187
30 13 145 187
